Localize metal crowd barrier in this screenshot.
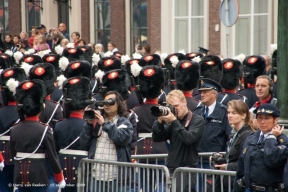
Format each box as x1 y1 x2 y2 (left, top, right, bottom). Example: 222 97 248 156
77 158 171 192
172 167 236 192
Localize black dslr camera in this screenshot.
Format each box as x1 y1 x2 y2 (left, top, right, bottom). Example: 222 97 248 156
83 98 116 120
211 152 226 165
150 105 176 117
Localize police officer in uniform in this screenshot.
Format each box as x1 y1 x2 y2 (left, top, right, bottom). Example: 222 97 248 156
234 104 288 192
10 79 66 191
221 58 248 103
175 60 199 111
54 77 93 192
194 78 231 167
237 55 266 108
0 67 27 192
29 63 63 128
194 55 230 106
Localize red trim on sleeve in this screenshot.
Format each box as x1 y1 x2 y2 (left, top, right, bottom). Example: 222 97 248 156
54 171 64 183
70 112 83 119
25 116 39 121
46 95 51 100
0 152 4 162
131 86 135 91
247 84 255 88
8 101 17 106
144 99 158 105
171 81 176 85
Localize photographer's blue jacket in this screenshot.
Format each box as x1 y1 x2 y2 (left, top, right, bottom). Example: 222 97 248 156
79 116 133 162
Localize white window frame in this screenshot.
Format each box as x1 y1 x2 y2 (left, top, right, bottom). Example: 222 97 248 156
171 0 209 53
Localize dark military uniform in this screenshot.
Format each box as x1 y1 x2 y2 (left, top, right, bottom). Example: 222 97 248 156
51 87 63 102
183 93 199 112
194 102 231 153
134 100 168 155
10 119 63 186
127 110 138 155
126 88 140 109
223 91 248 104
237 88 258 108
40 97 63 128
54 113 87 192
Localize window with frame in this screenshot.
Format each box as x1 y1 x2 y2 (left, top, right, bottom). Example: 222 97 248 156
234 0 269 55
0 0 8 34
130 0 147 54
174 0 204 52
58 0 70 35
25 0 41 34
94 0 110 51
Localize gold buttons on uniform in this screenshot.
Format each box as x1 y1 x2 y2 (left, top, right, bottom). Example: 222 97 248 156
73 177 75 180
65 178 67 180
20 172 22 174
27 172 29 174
72 167 75 170
64 157 66 160
73 157 76 160
64 168 67 170
28 161 31 164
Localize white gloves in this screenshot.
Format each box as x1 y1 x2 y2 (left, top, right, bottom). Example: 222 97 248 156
58 179 66 188
0 161 4 171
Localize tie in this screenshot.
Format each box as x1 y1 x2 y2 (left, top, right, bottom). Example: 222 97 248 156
204 107 209 119
258 134 265 143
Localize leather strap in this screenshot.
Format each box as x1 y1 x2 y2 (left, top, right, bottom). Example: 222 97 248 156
184 111 193 128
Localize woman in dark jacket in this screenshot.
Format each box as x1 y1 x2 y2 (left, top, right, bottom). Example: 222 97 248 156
210 100 254 191
0 33 14 50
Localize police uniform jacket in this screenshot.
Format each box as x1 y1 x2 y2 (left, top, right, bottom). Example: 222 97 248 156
40 98 63 128
133 101 168 155
194 102 231 153
0 104 19 165
10 118 63 185
233 131 288 192
237 88 258 108
80 116 133 162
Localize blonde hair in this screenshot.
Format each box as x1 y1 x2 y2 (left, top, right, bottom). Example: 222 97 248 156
166 89 186 102
61 39 69 47
95 43 104 53
20 31 28 40
227 100 255 131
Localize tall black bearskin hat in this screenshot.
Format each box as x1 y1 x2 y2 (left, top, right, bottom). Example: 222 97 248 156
78 45 93 64
62 47 85 62
29 63 56 95
125 59 141 77
1 67 27 103
62 76 93 111
0 53 14 68
0 56 8 72
139 65 164 99
95 57 122 82
64 60 92 79
139 54 162 67
199 55 223 83
243 55 266 84
15 79 46 116
175 61 200 91
19 54 43 65
102 69 131 100
113 52 123 60
185 52 203 60
221 59 242 90
164 53 186 79
42 54 61 76
272 50 277 68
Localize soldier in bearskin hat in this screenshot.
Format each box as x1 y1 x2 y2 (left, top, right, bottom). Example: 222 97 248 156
54 76 93 192
101 69 138 155
78 45 93 64
237 55 266 108
221 58 248 103
62 47 84 62
10 79 66 191
193 55 230 106
175 60 200 111
19 54 43 66
0 67 26 192
133 65 167 192
29 63 63 128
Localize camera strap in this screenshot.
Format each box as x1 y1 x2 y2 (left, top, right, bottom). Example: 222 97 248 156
184 111 193 128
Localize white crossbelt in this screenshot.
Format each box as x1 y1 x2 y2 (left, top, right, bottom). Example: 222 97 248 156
137 133 153 142
59 149 88 156
16 152 45 159
0 135 10 141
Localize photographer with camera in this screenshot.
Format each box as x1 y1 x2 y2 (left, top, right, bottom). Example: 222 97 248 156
152 90 204 192
80 91 133 192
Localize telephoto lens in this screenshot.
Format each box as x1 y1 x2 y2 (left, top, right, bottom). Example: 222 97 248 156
150 106 169 117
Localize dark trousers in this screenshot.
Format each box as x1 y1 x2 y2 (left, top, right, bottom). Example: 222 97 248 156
0 164 14 192
18 187 47 192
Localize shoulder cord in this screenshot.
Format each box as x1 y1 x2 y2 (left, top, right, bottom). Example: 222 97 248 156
60 136 80 152
220 94 228 104
0 119 20 137
14 125 49 161
91 80 97 93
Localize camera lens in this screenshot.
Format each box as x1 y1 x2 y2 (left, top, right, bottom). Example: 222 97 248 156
150 106 168 117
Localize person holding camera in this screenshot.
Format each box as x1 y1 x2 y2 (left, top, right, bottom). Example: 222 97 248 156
80 91 133 191
233 104 288 192
152 89 204 192
209 100 254 192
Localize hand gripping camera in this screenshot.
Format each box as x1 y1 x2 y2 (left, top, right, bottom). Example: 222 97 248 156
150 105 176 117
83 98 116 120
